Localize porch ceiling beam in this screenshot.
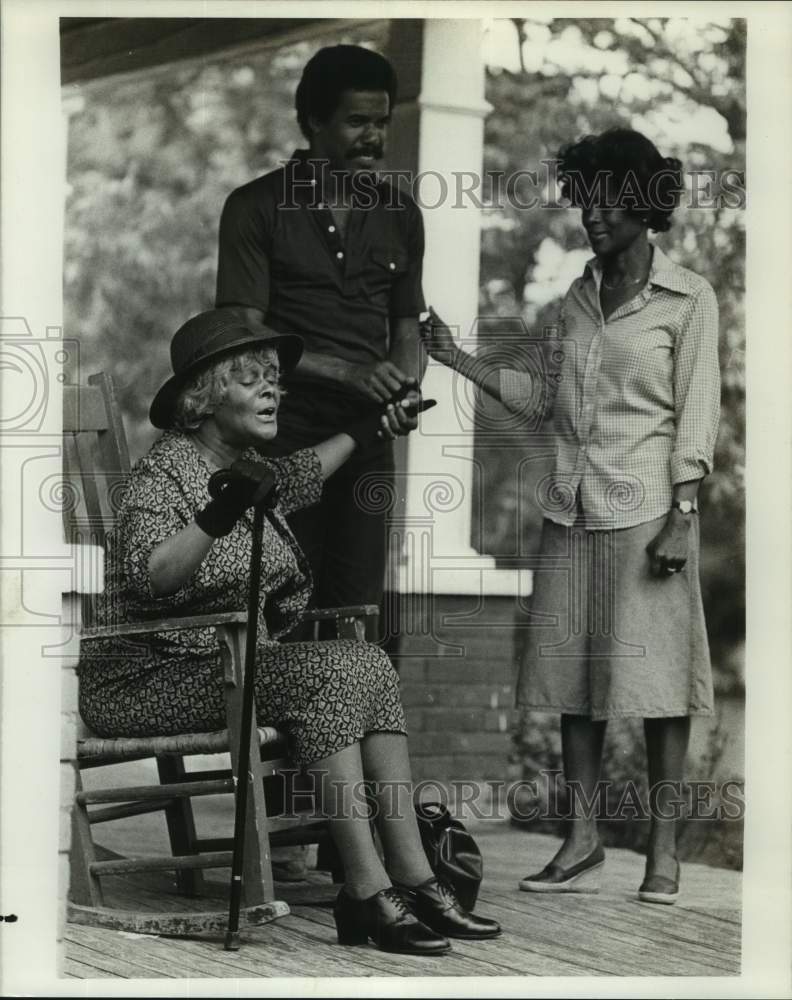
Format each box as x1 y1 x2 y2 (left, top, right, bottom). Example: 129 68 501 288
59 16 365 86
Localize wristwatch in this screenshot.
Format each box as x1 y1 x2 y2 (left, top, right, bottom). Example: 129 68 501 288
671 499 698 515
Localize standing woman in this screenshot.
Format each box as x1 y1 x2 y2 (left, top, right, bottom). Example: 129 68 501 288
422 129 721 903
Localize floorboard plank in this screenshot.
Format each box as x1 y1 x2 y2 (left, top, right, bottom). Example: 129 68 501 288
287 903 614 977
145 924 390 979
472 895 734 976
480 889 740 968
65 823 742 980
253 913 516 978
62 958 120 979
64 940 176 979
69 930 263 980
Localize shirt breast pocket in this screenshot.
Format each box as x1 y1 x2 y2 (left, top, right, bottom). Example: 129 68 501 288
371 248 408 277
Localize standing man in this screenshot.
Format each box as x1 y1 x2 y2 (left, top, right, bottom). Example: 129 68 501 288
215 45 426 621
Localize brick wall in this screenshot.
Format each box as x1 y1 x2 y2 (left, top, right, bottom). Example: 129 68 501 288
387 593 521 785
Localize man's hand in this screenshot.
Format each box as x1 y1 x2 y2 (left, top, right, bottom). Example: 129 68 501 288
646 510 691 577
339 359 413 403
380 382 422 438
345 383 436 448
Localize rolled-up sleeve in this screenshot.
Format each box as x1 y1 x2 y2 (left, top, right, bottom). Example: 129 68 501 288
670 282 721 483
389 196 426 318
498 369 537 413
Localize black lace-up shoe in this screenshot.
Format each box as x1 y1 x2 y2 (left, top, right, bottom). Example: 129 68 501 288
333 886 451 955
394 877 501 940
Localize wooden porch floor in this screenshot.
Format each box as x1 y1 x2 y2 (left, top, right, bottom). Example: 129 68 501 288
64 820 741 980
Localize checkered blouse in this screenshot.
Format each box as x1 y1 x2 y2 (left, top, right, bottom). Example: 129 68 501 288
500 245 721 529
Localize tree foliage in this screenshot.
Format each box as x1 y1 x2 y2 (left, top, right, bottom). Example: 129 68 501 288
64 24 387 458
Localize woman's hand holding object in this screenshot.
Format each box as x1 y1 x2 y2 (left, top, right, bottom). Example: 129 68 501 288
195 461 278 538
419 306 458 366
645 512 691 577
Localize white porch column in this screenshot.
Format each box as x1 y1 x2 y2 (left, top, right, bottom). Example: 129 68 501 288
386 19 528 599
0 0 83 985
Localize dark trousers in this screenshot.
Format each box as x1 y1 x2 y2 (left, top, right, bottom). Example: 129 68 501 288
285 443 395 612
262 392 395 620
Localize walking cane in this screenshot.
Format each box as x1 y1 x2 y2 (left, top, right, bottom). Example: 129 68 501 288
212 468 271 952
224 498 266 950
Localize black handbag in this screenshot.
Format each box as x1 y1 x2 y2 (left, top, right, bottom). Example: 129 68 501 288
415 802 483 912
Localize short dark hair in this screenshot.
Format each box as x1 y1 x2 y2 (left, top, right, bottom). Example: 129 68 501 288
295 45 397 139
557 128 684 232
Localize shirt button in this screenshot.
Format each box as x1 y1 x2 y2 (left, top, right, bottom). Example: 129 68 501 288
328 225 336 233
389 262 396 271
336 251 344 260
317 200 324 207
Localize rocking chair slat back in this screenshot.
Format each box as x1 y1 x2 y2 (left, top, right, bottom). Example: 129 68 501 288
63 372 132 628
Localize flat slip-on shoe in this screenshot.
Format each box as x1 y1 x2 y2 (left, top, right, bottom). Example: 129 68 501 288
518 843 605 894
638 860 680 905
394 877 501 940
333 886 451 955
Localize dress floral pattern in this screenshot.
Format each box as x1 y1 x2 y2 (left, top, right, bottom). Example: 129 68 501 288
77 431 406 764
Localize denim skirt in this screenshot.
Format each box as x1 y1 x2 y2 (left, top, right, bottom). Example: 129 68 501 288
516 514 714 719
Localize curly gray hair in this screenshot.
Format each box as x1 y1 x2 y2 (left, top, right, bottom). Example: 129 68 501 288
173 347 281 432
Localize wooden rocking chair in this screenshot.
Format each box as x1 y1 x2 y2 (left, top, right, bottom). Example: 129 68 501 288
64 372 376 935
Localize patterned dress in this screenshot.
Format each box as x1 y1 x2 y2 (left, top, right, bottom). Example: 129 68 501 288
77 431 406 764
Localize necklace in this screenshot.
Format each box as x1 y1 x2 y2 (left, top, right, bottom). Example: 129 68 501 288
602 274 646 291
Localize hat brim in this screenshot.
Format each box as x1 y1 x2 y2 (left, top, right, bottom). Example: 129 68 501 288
149 330 303 430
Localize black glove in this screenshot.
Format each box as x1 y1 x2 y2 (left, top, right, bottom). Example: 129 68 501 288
344 382 437 448
195 460 278 538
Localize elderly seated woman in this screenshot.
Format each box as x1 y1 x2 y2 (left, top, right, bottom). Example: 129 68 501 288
77 308 499 955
